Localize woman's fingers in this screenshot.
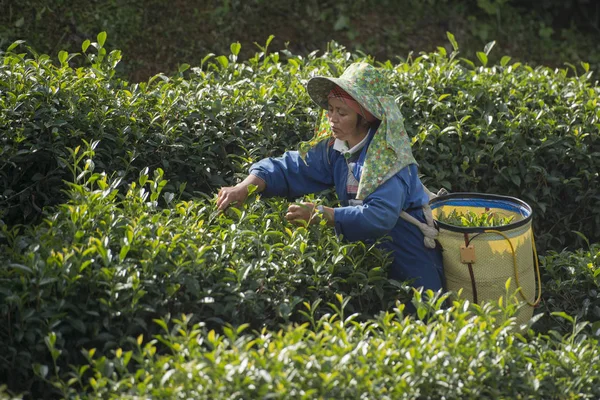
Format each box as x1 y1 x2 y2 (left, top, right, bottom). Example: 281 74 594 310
217 187 235 211
285 205 299 221
217 186 249 211
216 192 228 211
286 203 315 223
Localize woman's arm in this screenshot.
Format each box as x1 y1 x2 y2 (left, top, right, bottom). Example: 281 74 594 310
217 139 335 211
285 178 406 234
249 139 335 199
333 174 409 242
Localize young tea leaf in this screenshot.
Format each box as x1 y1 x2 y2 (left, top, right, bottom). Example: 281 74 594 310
97 31 107 47
446 31 459 51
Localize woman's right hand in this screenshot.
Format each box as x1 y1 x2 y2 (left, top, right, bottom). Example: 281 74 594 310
217 174 266 211
217 185 249 211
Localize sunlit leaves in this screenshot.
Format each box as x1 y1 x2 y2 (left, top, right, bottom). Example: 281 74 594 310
41 295 600 399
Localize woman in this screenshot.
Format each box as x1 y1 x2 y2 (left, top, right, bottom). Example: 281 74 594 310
217 63 444 292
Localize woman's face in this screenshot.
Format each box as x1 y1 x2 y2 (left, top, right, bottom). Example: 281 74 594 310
327 97 363 143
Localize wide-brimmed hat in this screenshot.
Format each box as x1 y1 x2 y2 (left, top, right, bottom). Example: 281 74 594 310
306 63 388 118
301 62 417 200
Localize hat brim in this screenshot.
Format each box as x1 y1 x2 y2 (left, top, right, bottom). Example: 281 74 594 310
306 76 358 110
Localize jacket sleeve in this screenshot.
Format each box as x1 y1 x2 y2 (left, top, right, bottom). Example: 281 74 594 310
248 140 335 199
333 173 408 242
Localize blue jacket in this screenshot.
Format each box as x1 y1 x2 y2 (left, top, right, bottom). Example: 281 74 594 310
249 136 444 291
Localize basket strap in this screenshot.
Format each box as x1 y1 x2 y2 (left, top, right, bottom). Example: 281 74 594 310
399 206 438 249
464 233 479 304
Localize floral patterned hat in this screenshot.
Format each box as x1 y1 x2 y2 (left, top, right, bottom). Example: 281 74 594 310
301 62 417 200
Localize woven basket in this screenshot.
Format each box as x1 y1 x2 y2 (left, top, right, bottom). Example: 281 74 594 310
430 193 541 325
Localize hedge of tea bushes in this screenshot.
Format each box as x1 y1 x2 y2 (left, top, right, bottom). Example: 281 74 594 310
0 37 323 226
1 35 600 397
37 295 600 399
0 162 405 395
390 44 600 251
0 162 598 398
534 243 600 334
1 35 600 250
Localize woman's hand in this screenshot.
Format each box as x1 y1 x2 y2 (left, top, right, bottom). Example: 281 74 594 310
286 202 317 225
217 174 266 211
217 185 249 211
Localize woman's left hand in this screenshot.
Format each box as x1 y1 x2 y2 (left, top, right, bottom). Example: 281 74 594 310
286 202 316 225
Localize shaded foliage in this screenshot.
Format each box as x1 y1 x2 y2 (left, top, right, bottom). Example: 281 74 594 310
1 0 599 81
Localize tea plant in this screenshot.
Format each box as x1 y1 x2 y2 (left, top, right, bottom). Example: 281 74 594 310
0 143 406 395
535 241 600 335
1 32 600 398
2 34 599 250
391 33 600 250
436 209 515 228
38 293 600 399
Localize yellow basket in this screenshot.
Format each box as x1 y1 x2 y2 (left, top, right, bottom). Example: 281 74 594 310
430 193 541 325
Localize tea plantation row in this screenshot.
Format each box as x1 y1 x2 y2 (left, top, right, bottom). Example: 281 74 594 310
1 35 599 250
1 164 599 398
0 35 599 398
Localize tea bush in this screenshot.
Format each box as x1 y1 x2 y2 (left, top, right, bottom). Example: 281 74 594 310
393 38 600 250
1 34 598 250
2 33 600 398
0 35 322 226
0 149 405 395
535 242 600 335
39 294 600 399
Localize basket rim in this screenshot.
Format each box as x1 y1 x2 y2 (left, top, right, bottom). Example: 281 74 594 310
429 192 533 233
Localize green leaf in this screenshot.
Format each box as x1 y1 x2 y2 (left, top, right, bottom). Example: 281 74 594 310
10 263 33 274
216 55 229 68
230 42 241 56
69 318 87 333
446 31 459 51
571 231 590 248
82 39 91 52
7 40 25 52
265 34 274 48
564 62 577 75
201 53 215 67
500 56 511 67
483 40 496 56
119 245 130 262
510 174 521 187
178 63 190 73
33 364 49 379
163 192 174 204
492 141 505 155
58 50 68 65
97 31 107 47
551 311 574 324
476 52 488 67
581 61 590 73
153 318 169 332
460 58 475 69
592 321 600 336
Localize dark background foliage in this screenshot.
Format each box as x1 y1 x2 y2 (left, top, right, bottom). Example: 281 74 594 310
1 0 599 81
